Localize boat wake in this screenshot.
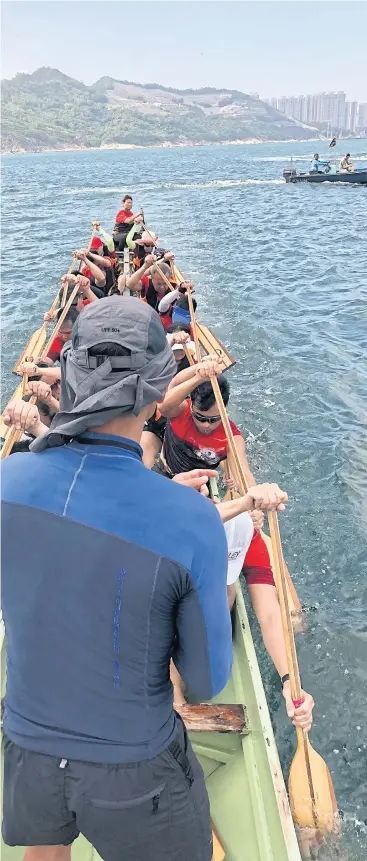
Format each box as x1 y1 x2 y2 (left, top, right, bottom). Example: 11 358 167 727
167 179 285 188
59 179 285 196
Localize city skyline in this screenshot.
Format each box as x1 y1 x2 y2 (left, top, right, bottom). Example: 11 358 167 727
263 91 367 133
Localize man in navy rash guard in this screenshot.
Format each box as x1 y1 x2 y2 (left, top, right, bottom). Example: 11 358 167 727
1 298 231 861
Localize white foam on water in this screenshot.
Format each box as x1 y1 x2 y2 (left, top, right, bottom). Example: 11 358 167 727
163 178 285 189
60 187 128 195
252 155 311 162
60 179 285 195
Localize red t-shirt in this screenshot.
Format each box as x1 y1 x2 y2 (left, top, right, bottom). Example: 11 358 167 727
81 259 110 280
170 400 241 463
47 335 63 362
115 209 135 224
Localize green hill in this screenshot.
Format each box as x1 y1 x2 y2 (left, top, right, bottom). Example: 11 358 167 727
1 67 319 152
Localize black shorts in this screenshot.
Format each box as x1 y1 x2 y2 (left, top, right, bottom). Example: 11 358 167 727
2 718 211 861
144 413 167 445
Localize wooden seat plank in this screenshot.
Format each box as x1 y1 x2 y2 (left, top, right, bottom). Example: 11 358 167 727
175 703 247 733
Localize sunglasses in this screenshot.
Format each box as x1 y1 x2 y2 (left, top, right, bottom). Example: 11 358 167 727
191 410 221 425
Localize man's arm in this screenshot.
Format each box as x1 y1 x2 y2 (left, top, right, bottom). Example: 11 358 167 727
126 224 139 250
93 222 115 252
173 498 232 700
87 252 112 270
3 400 48 439
19 363 61 384
75 251 106 288
82 256 106 288
248 582 314 731
158 288 180 313
159 358 222 419
97 226 115 252
125 255 156 293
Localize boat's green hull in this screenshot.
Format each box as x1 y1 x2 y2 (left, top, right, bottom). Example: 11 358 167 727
1 584 301 861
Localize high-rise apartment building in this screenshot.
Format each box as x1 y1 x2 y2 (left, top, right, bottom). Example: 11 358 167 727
358 103 367 127
267 90 362 131
262 91 365 131
350 101 358 133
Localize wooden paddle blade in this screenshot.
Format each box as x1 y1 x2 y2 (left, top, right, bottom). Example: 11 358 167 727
289 738 339 834
13 324 47 374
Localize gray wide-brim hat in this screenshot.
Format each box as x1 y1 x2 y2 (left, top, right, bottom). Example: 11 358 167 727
31 296 176 451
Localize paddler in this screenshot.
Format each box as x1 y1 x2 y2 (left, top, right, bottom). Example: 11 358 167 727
310 152 330 173
41 306 79 365
141 330 196 468
171 468 315 732
2 297 232 861
126 260 186 329
126 223 174 272
339 152 354 172
155 357 251 483
74 243 113 295
112 193 143 251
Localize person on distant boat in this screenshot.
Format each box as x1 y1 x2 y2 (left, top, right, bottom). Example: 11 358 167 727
310 153 330 173
171 468 315 731
1 297 231 861
339 153 354 172
113 193 143 251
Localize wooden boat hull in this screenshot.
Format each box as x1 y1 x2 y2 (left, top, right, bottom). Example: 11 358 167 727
1 584 301 861
283 168 367 184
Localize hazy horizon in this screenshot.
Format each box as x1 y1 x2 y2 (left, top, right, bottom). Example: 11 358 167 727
1 1 366 103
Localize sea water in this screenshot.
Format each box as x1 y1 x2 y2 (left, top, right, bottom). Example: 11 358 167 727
2 139 367 859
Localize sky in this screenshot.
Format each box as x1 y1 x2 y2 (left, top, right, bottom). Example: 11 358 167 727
1 1 367 102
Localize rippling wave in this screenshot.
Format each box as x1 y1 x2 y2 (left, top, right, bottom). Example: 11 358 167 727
2 138 367 860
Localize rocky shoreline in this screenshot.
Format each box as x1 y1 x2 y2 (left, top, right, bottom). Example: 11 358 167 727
2 136 328 156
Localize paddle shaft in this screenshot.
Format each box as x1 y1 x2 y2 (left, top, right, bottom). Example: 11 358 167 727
267 511 319 817
0 374 36 460
186 286 201 364
43 227 96 356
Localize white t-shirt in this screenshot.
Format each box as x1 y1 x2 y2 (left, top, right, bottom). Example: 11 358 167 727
224 512 254 585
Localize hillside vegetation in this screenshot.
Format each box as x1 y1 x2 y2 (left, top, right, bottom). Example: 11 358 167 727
1 67 319 152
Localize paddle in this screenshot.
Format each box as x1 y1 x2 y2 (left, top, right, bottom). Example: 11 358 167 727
186 285 303 625
0 373 37 460
13 224 95 374
206 373 339 837
42 227 96 359
13 292 60 374
268 512 339 837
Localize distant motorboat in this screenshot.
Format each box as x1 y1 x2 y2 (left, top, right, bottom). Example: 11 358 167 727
283 167 367 185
